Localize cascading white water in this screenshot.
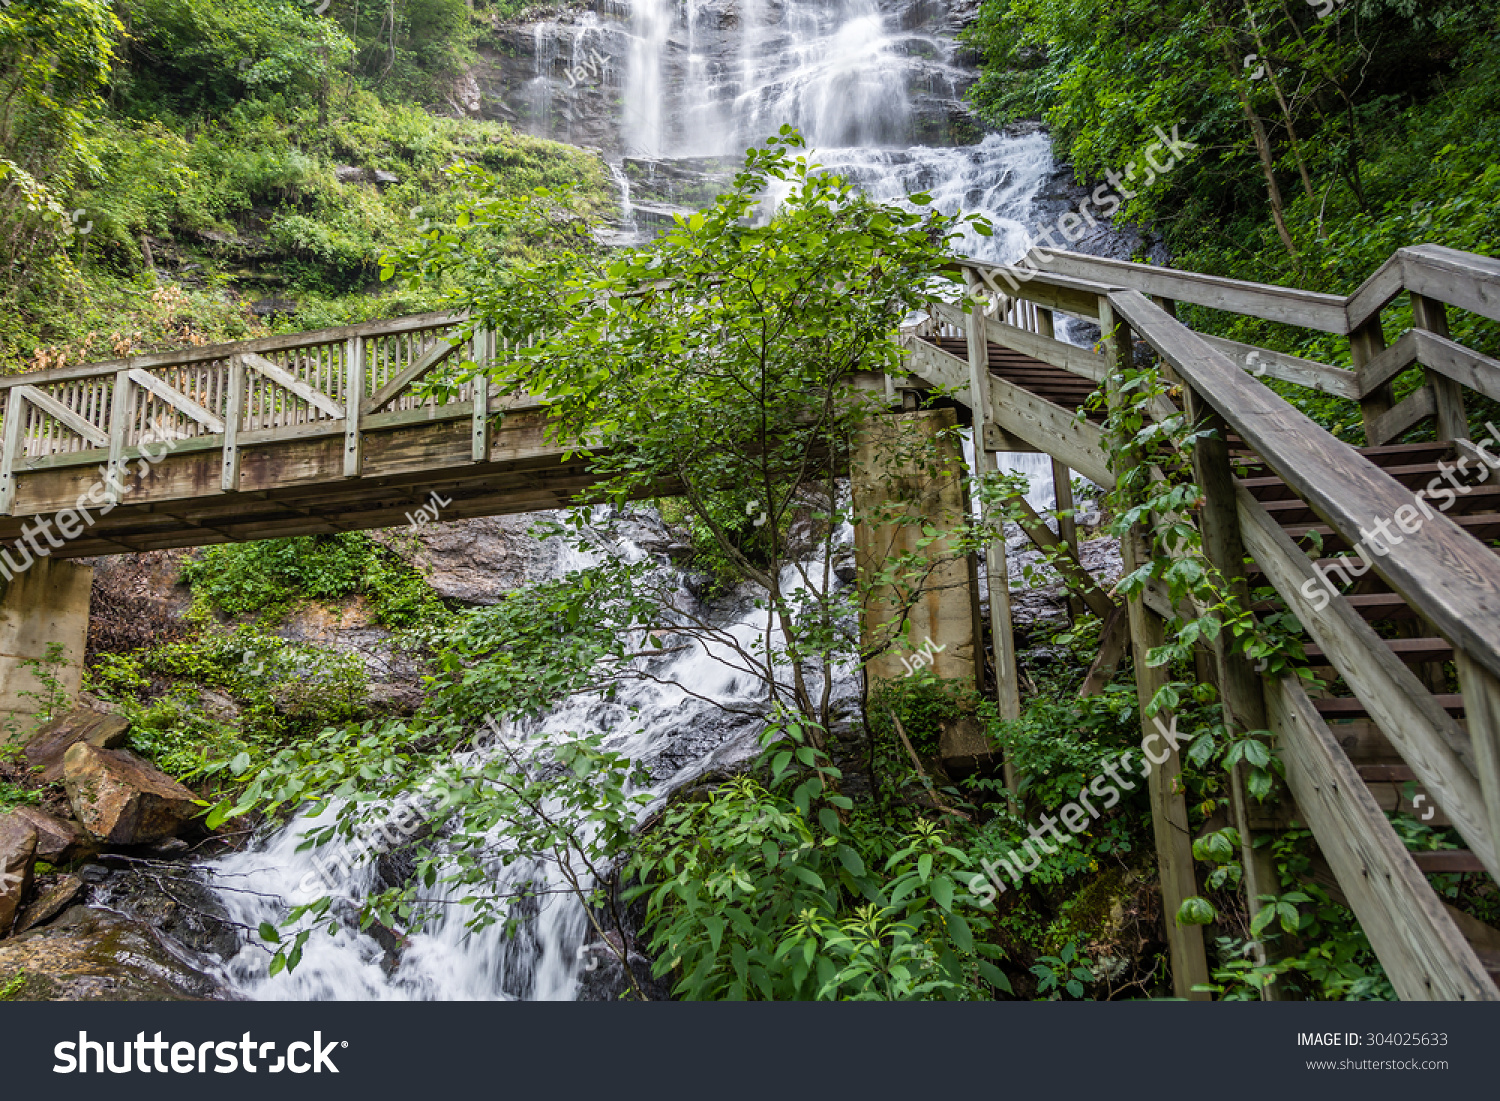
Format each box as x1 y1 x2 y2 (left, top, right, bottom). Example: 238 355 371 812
207 523 856 1000
205 0 1075 1001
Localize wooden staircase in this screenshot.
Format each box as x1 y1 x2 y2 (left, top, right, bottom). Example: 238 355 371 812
901 243 1500 1000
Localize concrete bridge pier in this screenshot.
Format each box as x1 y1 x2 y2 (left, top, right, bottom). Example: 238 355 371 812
0 557 92 739
852 407 984 691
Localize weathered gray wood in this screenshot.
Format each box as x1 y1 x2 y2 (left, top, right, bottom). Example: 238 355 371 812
1401 244 1500 324
221 355 245 492
242 353 345 421
1078 603 1129 697
1112 289 1500 684
1410 294 1470 442
1367 385 1435 447
1402 330 1500 405
900 336 1114 486
0 312 464 390
932 299 1107 382
1051 457 1082 621
15 386 110 448
1236 483 1495 880
1101 300 1209 1000
1186 399 1284 996
1197 334 1360 399
362 336 461 415
1267 674 1498 1001
957 262 1106 320
1007 493 1114 620
1454 652 1500 903
106 369 132 482
472 329 492 462
0 389 23 515
960 288 1021 743
1344 252 1409 333
1028 249 1350 333
126 368 225 433
1350 315 1395 444
343 337 364 478
1358 328 1422 396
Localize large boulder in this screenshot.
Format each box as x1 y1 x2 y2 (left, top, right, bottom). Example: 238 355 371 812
0 813 38 936
62 744 200 845
23 706 130 782
0 906 228 1000
9 807 88 863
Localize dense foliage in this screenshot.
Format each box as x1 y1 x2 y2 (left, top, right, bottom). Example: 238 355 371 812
0 0 607 368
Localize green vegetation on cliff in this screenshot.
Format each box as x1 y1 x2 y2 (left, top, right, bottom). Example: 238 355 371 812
0 0 607 370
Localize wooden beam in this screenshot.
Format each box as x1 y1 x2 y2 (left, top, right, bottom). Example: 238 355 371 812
1025 249 1350 333
1078 603 1129 697
242 352 345 421
1052 458 1082 621
0 389 23 515
1401 244 1500 325
1344 252 1409 334
126 368 225 433
1007 493 1114 620
1268 674 1498 1001
15 386 110 448
1102 299 1209 1000
343 337 364 478
1196 334 1360 400
1111 289 1500 685
1410 294 1470 442
1235 484 1496 881
1455 652 1500 904
362 336 462 416
472 329 492 463
931 300 1107 382
221 355 245 493
1366 385 1435 447
0 312 465 391
105 369 132 483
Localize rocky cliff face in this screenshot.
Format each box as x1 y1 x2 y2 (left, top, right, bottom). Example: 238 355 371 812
469 0 979 157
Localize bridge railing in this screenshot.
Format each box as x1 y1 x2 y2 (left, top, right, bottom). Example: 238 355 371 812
0 311 517 512
904 243 1500 1000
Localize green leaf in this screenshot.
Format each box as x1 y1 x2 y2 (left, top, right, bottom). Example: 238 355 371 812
836 844 865 877
258 921 281 944
1175 896 1216 926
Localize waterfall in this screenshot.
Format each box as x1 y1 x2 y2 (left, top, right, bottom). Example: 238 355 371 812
205 521 858 1001
203 0 1076 1000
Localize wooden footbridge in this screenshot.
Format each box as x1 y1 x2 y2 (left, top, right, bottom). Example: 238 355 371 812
2 240 1499 1002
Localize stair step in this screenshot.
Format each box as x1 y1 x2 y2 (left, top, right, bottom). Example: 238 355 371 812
1304 636 1453 665
1409 850 1486 874
1239 461 1474 501
1280 512 1500 553
1258 485 1500 524
1314 694 1466 718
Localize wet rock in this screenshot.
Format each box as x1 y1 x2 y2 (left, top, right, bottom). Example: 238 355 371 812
22 706 130 782
334 165 368 184
386 514 566 604
0 813 37 935
574 937 673 1002
0 906 230 1000
63 744 200 845
373 169 400 186
15 874 83 934
87 862 242 961
10 807 88 863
